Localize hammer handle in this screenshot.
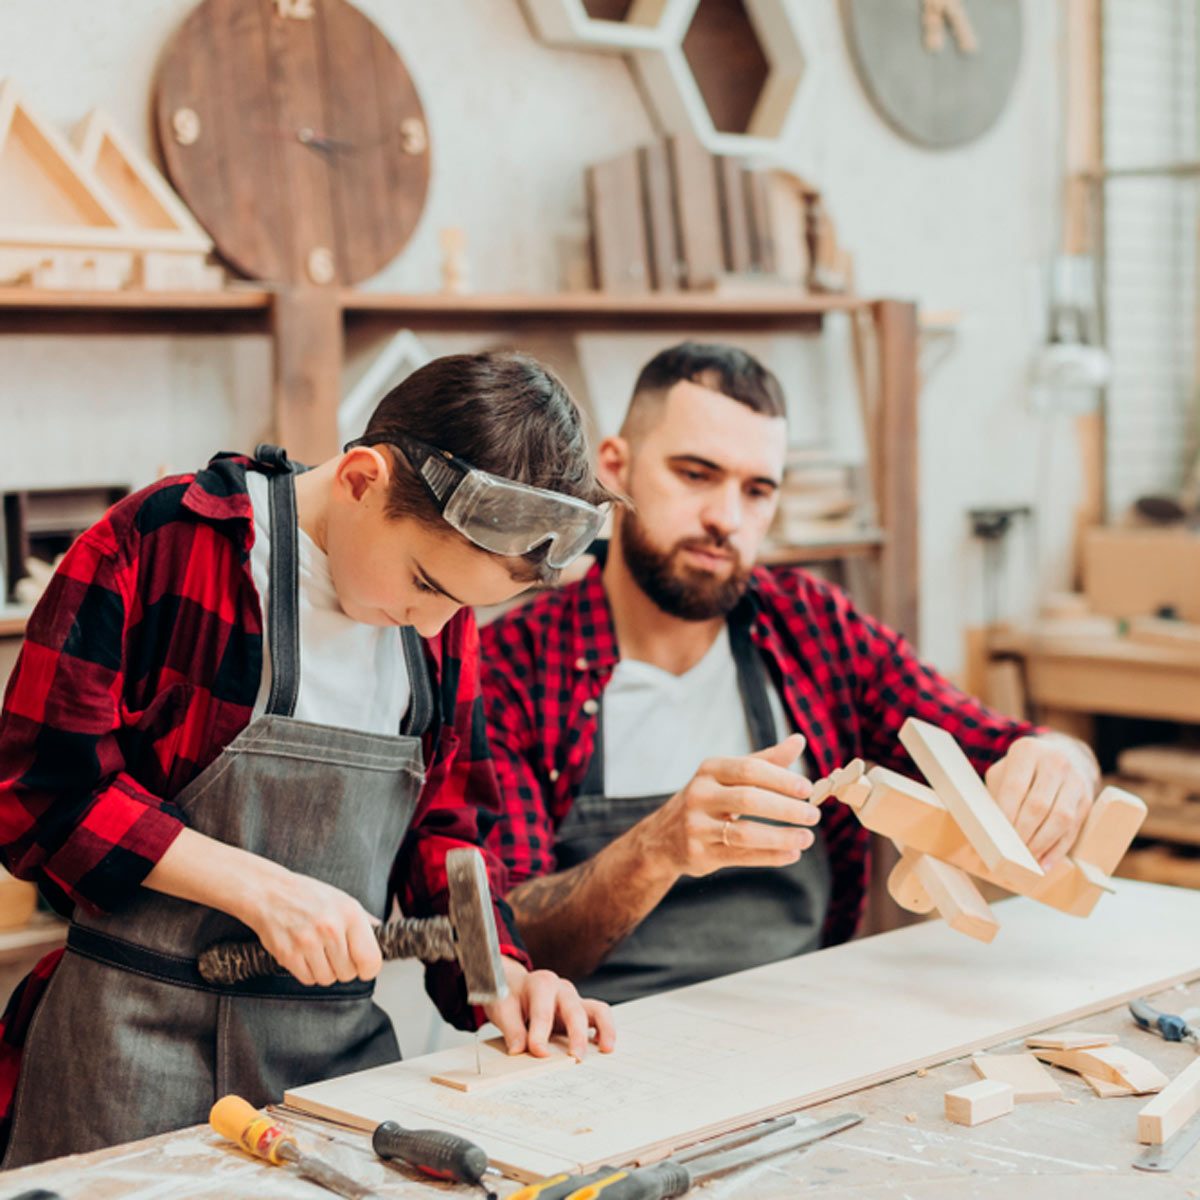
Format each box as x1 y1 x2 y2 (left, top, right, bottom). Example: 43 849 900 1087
199 914 456 985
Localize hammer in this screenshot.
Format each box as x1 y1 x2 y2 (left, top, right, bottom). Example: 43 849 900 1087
198 848 509 1004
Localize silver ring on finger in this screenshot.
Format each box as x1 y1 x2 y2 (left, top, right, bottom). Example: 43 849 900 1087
721 818 733 847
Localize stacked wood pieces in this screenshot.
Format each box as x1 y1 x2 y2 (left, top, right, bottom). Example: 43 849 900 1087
0 80 221 293
585 136 851 295
815 717 1147 940
1025 1029 1165 1098
766 450 874 550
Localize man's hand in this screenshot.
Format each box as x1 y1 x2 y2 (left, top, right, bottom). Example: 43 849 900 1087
483 957 617 1061
985 734 1100 871
638 733 820 880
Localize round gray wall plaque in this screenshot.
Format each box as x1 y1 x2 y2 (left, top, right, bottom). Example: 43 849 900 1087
842 0 1023 149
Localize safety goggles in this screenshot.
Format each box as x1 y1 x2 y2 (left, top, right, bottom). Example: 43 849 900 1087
347 431 607 570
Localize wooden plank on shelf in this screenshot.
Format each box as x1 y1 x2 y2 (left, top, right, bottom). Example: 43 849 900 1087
665 136 724 290
0 287 269 310
285 881 1200 1182
587 151 650 294
637 142 680 292
715 155 752 275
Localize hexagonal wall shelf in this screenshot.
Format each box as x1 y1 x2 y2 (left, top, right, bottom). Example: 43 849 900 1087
522 0 674 51
631 0 815 156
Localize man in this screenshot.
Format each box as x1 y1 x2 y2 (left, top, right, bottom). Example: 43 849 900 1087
480 343 1098 1005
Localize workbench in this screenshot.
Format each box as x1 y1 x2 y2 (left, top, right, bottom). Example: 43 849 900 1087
3 978 1198 1199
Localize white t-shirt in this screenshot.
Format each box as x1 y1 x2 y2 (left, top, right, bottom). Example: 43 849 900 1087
246 469 410 734
602 625 802 799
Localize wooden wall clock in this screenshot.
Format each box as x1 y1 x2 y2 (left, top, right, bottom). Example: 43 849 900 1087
154 0 431 285
842 0 1022 149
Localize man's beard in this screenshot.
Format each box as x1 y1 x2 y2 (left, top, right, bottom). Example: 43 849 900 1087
619 511 752 621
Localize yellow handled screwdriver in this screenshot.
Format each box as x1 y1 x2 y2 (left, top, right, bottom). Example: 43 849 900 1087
210 1094 376 1200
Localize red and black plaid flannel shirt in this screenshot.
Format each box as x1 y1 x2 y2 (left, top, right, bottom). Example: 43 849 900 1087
0 452 526 1149
480 558 1037 943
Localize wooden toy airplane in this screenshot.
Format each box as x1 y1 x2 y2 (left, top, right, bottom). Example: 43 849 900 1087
813 717 1148 943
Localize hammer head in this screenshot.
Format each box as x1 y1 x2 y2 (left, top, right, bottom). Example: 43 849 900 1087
446 848 510 1006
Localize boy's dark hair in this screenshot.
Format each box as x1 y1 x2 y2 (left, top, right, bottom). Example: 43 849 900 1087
622 342 787 438
361 352 609 582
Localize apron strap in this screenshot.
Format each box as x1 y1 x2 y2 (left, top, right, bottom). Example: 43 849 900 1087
256 444 302 719
398 625 436 739
729 616 778 752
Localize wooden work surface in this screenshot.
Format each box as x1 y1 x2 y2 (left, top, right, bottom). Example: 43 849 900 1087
6 981 1200 1198
989 626 1200 725
283 881 1200 1180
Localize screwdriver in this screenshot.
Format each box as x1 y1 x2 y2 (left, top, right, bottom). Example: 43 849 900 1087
569 1114 861 1199
506 1114 798 1200
372 1119 499 1198
512 1113 859 1200
210 1094 375 1200
1130 998 1200 1047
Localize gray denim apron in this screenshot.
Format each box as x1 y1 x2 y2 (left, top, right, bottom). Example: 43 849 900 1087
557 617 832 1005
4 447 435 1166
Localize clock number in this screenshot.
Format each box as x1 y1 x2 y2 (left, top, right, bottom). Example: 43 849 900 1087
400 118 427 156
275 0 315 19
173 108 201 146
307 246 336 285
923 0 978 55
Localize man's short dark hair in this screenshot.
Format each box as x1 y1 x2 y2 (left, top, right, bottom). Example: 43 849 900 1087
622 342 787 438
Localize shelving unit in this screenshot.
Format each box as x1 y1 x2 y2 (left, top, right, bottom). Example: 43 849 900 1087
1 286 919 641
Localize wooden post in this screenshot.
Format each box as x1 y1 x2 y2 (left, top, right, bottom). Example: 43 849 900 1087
271 288 343 464
1064 0 1107 569
872 299 920 645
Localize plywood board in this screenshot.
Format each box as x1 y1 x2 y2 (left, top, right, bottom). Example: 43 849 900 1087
286 881 1200 1181
1025 1031 1119 1051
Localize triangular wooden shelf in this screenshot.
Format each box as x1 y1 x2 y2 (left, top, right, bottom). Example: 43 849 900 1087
73 109 210 253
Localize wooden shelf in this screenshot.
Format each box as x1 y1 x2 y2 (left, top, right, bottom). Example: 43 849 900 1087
342 289 874 331
759 533 885 566
0 613 29 638
0 287 272 334
0 288 271 311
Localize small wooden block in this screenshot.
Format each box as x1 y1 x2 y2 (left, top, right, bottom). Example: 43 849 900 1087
431 1037 578 1092
899 717 1044 891
945 1079 1015 1126
1071 785 1148 877
1138 1057 1200 1144
1033 1046 1168 1094
971 1053 1063 1102
1025 1031 1120 1051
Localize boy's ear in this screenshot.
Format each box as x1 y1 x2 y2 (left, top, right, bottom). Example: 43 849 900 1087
336 446 392 503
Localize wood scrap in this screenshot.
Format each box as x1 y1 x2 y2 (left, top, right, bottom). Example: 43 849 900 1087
944 1079 1014 1126
1138 1057 1200 1144
970 1053 1063 1102
1032 1045 1168 1093
1083 1073 1136 1098
430 1036 578 1092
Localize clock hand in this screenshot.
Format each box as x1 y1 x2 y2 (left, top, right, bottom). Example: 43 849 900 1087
297 127 357 157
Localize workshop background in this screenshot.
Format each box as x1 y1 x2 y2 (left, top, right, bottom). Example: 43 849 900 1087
0 0 1197 1055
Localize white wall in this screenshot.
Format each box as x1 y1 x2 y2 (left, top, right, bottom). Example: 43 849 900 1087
0 0 1071 663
